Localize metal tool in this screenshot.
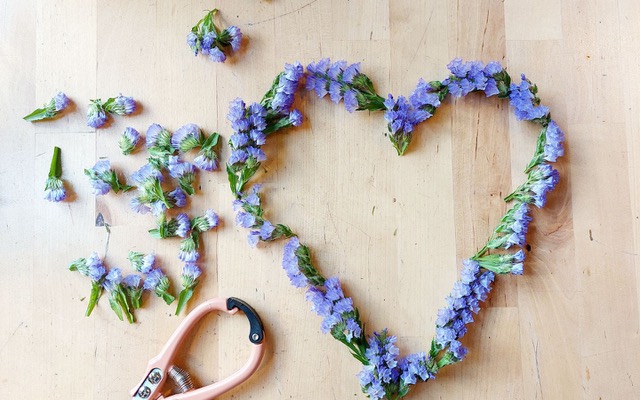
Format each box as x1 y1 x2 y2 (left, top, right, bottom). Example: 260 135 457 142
131 297 265 400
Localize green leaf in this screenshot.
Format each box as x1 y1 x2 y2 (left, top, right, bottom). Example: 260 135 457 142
226 164 239 194
175 288 195 316
161 291 175 305
23 107 53 122
85 281 103 317
108 295 124 321
201 132 219 150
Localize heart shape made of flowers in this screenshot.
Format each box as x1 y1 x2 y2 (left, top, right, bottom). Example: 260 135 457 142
224 58 564 399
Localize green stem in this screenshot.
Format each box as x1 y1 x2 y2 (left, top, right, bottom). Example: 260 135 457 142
49 146 62 178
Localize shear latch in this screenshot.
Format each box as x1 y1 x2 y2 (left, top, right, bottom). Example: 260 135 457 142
227 297 264 344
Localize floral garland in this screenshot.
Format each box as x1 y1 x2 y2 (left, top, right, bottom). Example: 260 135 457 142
225 58 563 399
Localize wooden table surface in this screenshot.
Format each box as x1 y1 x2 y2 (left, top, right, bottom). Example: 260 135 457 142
2 1 639 399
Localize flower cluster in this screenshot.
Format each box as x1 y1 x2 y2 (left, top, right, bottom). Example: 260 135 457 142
232 185 293 247
306 58 387 113
506 163 560 208
119 127 141 155
509 74 549 121
444 58 505 98
434 260 495 361
69 252 143 323
306 277 363 342
44 146 67 202
128 251 175 305
86 94 137 129
23 92 70 122
187 9 242 63
84 159 133 195
358 331 434 399
486 202 533 251
383 78 444 156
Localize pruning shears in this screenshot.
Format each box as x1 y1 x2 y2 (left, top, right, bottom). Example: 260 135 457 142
131 297 265 400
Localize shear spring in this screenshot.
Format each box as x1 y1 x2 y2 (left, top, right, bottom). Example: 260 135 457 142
168 365 195 393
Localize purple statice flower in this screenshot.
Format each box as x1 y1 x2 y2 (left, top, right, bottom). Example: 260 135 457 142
543 120 565 162
145 123 172 150
186 32 199 55
435 259 495 361
168 187 187 208
129 196 151 214
44 176 66 202
227 25 242 52
86 252 107 282
209 47 226 63
398 352 431 386
306 58 361 113
306 277 356 335
172 123 203 153
87 101 108 128
247 231 260 247
193 153 218 171
182 262 202 282
103 267 123 292
201 32 216 55
119 127 141 155
230 133 250 148
271 62 303 114
289 109 303 126
383 94 431 155
509 74 549 121
166 156 192 179
86 160 112 195
444 58 503 97
510 250 525 275
282 237 308 288
259 220 275 240
528 164 560 208
228 149 248 165
246 146 266 162
174 213 191 238
112 95 136 115
235 210 256 228
130 163 163 186
123 274 142 289
150 200 167 216
409 79 441 111
228 98 248 129
53 92 70 112
358 330 401 399
143 268 166 291
178 235 199 262
140 253 155 274
191 209 219 232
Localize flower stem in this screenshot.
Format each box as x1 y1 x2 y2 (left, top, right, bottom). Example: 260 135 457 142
49 146 62 178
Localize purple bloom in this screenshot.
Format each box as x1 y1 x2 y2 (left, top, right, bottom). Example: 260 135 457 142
86 252 106 282
409 79 441 109
87 103 107 128
306 58 364 112
103 268 123 291
166 156 195 179
235 211 256 228
146 123 166 148
343 89 358 112
246 146 266 162
259 220 275 240
230 133 250 148
228 149 248 165
182 262 201 280
187 32 198 55
345 318 362 342
119 127 141 155
44 177 66 202
205 209 219 228
114 95 136 115
289 109 303 126
168 187 187 208
193 154 218 171
201 32 216 54
86 160 112 195
247 231 260 247
178 237 199 262
123 274 142 289
282 237 308 288
172 123 203 152
209 47 226 63
53 92 70 112
130 163 163 185
143 268 166 291
175 213 191 238
141 253 155 274
509 75 549 121
227 25 242 52
543 120 565 162
129 196 151 214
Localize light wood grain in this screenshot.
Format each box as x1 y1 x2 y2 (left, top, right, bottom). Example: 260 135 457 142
1 1 639 399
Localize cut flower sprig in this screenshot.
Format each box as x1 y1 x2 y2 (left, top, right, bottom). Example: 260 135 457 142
23 92 70 122
87 94 137 129
44 146 67 202
187 9 242 63
225 59 565 399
